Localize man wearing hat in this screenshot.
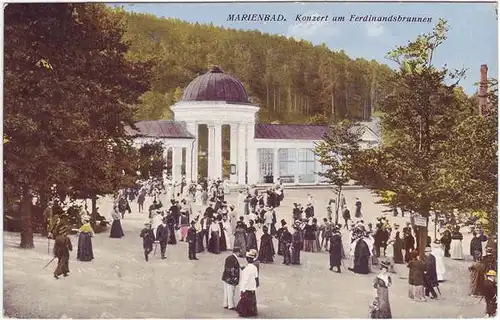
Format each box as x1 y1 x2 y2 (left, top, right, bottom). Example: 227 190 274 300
222 248 241 310
423 246 439 299
276 219 287 256
291 222 302 265
186 220 198 260
156 218 169 260
236 249 259 317
292 203 302 221
305 203 314 219
483 270 497 317
139 221 155 262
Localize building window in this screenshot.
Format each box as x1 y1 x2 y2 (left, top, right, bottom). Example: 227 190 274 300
278 148 296 183
298 149 315 183
258 148 274 183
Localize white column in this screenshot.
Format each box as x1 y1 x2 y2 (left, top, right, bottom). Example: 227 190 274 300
185 143 193 183
186 122 198 183
173 147 183 183
162 145 170 184
237 123 247 185
214 123 223 180
246 123 258 185
230 123 238 184
294 148 300 184
207 124 215 179
273 148 279 183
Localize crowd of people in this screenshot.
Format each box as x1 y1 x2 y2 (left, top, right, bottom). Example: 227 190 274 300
42 176 497 318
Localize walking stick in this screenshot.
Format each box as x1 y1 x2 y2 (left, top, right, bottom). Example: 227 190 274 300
43 256 56 269
47 238 50 255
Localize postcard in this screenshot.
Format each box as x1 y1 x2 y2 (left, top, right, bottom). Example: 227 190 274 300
3 1 497 319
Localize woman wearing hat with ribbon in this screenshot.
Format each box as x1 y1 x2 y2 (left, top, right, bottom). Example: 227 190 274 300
369 260 392 318
109 205 125 239
236 249 260 317
77 215 94 262
53 227 73 279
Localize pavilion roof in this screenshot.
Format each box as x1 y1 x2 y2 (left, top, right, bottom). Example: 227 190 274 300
254 123 328 140
124 120 194 139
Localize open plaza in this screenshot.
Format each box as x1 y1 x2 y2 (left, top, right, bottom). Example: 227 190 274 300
4 188 484 318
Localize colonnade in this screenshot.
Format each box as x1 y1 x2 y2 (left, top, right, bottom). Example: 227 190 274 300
193 121 257 185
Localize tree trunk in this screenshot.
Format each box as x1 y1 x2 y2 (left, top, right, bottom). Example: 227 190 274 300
91 195 98 230
334 185 342 225
20 187 34 249
434 212 438 241
266 82 269 108
273 86 276 111
39 191 49 237
331 91 335 118
418 218 429 260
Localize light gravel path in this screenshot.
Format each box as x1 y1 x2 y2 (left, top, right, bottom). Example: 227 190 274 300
3 188 484 318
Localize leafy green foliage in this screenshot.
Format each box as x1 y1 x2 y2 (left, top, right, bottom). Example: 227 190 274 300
138 142 167 180
4 4 151 247
352 20 469 216
438 81 498 234
120 11 396 123
314 120 363 223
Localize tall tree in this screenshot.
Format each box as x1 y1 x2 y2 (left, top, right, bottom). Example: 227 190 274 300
4 4 151 247
438 79 498 235
350 19 468 258
314 120 363 224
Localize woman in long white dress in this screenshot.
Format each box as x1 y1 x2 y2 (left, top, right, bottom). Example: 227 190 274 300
223 217 233 250
450 227 464 260
237 190 246 217
431 240 446 281
167 180 175 201
195 184 203 203
151 210 163 234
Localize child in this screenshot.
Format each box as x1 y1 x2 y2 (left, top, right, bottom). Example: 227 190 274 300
140 221 155 261
483 270 497 317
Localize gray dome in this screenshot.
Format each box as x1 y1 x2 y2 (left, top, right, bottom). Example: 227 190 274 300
181 66 250 104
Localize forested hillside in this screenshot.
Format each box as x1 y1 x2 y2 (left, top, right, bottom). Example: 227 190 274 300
122 11 397 124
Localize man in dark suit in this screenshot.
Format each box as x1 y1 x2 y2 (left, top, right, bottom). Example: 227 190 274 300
186 220 198 260
200 214 212 249
222 248 241 310
156 218 169 259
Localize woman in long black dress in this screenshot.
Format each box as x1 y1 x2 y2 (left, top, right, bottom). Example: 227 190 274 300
109 206 125 238
246 220 258 250
166 212 177 245
392 232 404 264
258 226 275 263
77 216 94 261
218 215 227 252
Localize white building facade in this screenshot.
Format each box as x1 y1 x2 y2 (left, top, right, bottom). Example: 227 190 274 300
126 66 380 186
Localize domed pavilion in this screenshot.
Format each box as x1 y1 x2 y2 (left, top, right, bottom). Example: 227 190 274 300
125 66 380 186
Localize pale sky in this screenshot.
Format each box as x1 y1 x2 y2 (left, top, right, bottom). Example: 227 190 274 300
117 2 498 95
